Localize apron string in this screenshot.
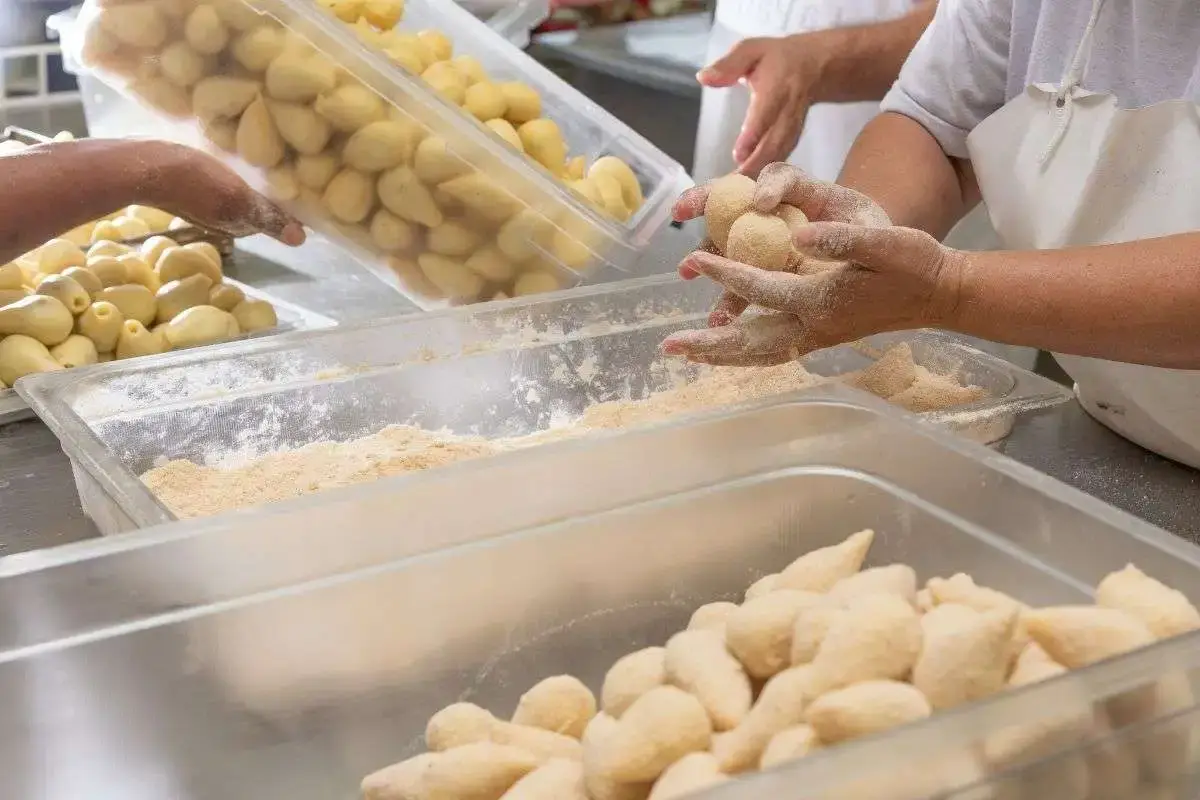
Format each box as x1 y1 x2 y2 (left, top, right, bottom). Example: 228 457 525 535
1040 0 1109 164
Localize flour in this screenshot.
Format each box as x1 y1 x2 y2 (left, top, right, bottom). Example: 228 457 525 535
140 347 984 520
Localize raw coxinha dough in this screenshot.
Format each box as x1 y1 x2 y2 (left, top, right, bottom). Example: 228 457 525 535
702 173 807 272
362 530 1200 800
79 0 652 304
0 225 279 383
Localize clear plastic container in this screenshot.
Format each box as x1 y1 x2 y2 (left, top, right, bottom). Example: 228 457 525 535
18 275 1073 534
51 0 690 308
0 390 1198 800
0 277 335 426
50 0 551 141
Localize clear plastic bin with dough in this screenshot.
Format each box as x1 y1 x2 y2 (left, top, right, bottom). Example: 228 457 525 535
18 275 1073 536
52 0 690 308
0 389 1198 800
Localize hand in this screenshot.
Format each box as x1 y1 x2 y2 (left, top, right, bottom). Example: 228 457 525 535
698 33 831 177
672 163 894 325
662 171 966 365
139 140 306 245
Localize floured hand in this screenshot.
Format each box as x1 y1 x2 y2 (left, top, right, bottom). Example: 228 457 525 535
673 164 894 325
661 221 967 366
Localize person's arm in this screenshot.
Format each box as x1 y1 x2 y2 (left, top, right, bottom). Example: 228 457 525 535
836 113 979 240
954 235 1200 368
0 139 302 265
836 0 1012 238
0 139 167 261
808 1 938 104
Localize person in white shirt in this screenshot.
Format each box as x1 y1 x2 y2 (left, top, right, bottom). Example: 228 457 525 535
693 0 936 182
667 0 1200 468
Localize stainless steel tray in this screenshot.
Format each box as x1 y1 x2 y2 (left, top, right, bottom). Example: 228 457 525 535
0 388 1195 800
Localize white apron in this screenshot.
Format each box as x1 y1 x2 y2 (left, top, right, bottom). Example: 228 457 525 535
692 0 914 185
967 0 1200 468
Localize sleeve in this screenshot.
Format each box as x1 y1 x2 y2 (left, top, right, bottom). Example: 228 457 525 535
879 0 1014 159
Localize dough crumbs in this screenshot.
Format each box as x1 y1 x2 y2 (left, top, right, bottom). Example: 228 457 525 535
141 352 983 520
142 426 501 519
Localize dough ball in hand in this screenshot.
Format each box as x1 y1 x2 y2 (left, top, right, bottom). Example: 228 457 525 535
725 212 792 272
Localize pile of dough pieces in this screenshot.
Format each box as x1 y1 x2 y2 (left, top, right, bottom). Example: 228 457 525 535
78 0 647 305
0 197 277 388
361 530 1200 800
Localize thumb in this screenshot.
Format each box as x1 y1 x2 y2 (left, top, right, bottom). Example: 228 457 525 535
793 222 942 272
698 39 766 87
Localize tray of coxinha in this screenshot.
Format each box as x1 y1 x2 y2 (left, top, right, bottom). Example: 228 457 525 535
75 0 652 304
0 127 324 395
362 530 1200 800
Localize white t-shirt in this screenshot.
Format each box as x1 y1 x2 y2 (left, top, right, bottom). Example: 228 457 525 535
880 0 1200 158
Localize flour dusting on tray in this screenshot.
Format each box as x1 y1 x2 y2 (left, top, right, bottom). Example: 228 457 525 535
142 343 983 520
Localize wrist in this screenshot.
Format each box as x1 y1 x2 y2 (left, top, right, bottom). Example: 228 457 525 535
789 29 848 105
925 247 972 330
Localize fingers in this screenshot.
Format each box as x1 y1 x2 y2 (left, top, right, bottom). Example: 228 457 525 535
710 290 749 327
752 162 832 215
159 147 307 244
751 165 891 229
199 192 305 245
661 313 809 366
733 81 786 167
673 185 709 223
697 39 765 88
794 221 941 272
682 249 832 315
679 240 720 279
246 193 306 245
739 109 805 179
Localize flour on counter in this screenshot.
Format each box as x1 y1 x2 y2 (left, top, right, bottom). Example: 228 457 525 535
141 346 983 520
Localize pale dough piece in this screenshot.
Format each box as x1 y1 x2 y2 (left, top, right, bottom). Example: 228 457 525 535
808 594 923 694
663 629 752 732
1095 563 1200 640
511 675 596 740
725 590 826 679
805 680 931 744
776 530 874 593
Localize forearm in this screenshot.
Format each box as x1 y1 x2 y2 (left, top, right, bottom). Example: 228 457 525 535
953 233 1200 369
837 112 977 239
811 1 937 104
0 139 171 263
